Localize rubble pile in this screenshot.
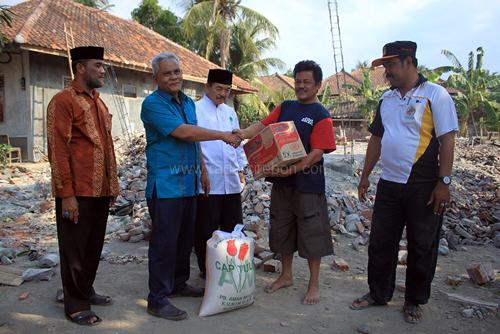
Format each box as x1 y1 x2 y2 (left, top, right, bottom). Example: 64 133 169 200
108 133 151 243
320 140 500 251
442 140 500 248
0 135 498 272
0 164 56 260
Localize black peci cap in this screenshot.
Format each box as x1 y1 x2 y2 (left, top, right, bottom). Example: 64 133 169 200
207 69 233 85
70 46 104 62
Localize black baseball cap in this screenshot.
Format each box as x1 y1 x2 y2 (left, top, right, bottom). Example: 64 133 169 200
371 41 417 67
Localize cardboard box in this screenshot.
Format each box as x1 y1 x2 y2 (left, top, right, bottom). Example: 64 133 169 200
243 121 306 179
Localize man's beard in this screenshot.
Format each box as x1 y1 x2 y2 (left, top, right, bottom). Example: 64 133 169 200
85 75 104 89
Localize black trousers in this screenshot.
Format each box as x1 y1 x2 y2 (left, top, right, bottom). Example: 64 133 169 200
56 196 110 315
147 191 196 309
368 179 443 305
194 194 243 274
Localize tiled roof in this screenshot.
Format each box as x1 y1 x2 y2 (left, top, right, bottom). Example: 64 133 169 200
320 70 362 95
256 73 294 102
321 68 386 119
258 73 294 91
351 67 388 89
3 0 255 93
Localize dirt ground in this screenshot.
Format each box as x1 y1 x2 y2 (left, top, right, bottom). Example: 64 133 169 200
1 234 499 334
1 143 499 334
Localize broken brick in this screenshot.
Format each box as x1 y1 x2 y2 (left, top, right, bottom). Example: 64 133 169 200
446 275 464 286
263 259 281 273
331 258 349 272
466 263 494 285
18 292 30 301
257 251 274 262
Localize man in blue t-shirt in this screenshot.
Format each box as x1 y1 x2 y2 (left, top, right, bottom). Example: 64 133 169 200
141 52 241 321
235 60 336 305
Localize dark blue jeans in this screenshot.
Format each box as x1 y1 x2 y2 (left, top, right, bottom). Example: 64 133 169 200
147 191 197 309
368 179 443 305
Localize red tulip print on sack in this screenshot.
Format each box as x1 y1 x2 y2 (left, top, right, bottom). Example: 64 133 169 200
227 239 237 256
238 243 249 261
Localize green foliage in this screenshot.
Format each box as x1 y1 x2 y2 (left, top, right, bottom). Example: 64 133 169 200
251 78 294 111
228 19 285 81
131 0 186 46
74 0 114 10
320 84 334 110
0 144 11 167
0 5 13 51
417 65 449 83
438 47 500 136
343 68 385 122
182 0 281 73
283 69 293 77
352 60 369 71
237 94 268 128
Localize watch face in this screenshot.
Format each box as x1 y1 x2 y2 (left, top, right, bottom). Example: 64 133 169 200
442 176 451 185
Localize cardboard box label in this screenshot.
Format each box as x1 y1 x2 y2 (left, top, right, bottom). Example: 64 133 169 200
243 121 306 179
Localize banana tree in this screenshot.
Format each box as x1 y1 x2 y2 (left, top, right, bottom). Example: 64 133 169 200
343 68 385 122
437 47 500 136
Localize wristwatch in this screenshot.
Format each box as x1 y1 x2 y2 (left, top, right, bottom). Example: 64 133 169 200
439 176 451 185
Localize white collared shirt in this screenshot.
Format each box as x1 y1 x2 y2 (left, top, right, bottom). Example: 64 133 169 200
195 95 247 194
371 80 458 184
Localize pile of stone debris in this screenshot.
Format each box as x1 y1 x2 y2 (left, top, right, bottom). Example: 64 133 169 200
442 139 500 249
0 135 498 273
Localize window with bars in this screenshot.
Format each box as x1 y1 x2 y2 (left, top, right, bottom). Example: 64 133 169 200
122 84 137 98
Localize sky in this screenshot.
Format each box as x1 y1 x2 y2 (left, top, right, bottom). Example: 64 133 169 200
4 0 500 77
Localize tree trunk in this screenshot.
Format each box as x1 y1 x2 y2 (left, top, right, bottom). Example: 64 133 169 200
233 93 241 113
459 117 469 137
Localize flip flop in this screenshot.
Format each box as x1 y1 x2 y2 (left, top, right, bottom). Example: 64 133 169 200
90 293 113 306
66 310 102 326
403 302 423 324
350 293 386 310
56 290 113 306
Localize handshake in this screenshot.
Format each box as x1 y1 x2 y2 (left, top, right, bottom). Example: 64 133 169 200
221 129 246 148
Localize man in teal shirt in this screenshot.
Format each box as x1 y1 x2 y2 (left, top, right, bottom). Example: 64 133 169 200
141 52 240 321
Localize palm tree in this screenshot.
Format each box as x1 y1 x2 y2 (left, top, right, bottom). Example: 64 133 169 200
437 47 500 136
352 60 369 71
181 0 279 68
228 19 285 81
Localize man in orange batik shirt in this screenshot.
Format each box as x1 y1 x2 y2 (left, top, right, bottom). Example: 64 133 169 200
47 46 119 326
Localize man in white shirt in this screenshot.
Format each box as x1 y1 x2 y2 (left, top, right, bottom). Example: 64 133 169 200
350 41 458 325
194 69 246 278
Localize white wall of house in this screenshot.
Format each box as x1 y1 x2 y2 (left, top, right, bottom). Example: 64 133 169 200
2 51 234 161
0 50 31 160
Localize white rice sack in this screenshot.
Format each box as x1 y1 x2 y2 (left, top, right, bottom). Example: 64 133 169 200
199 224 255 317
